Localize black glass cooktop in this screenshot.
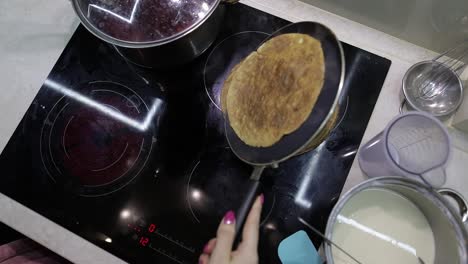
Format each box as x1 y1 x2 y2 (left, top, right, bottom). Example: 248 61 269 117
0 4 390 264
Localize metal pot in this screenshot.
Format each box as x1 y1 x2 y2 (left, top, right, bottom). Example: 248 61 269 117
325 177 468 264
71 0 237 68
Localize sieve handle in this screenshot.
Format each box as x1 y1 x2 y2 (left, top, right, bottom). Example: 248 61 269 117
438 188 468 223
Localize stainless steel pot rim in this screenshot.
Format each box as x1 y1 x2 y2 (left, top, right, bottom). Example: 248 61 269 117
71 0 222 48
324 176 468 264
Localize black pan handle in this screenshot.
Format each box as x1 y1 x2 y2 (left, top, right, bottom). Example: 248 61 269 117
233 166 265 249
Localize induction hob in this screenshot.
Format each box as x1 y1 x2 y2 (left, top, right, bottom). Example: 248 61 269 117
0 4 391 264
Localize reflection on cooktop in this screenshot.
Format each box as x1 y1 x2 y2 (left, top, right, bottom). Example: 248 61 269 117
186 147 276 225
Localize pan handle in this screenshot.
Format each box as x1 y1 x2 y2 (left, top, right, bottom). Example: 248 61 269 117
233 166 265 248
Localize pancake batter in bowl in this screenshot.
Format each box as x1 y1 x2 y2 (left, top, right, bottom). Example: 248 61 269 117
331 188 435 264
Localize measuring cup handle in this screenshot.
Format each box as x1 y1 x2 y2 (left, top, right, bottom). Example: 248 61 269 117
421 168 446 187
233 166 264 249
438 188 468 223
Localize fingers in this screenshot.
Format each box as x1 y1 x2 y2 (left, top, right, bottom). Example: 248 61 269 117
203 238 217 255
239 194 263 251
209 210 236 263
199 239 216 264
200 195 263 263
199 253 210 264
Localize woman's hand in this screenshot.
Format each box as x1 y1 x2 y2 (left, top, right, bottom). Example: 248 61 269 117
199 194 264 264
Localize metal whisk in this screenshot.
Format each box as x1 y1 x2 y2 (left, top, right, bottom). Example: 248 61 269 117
418 40 468 99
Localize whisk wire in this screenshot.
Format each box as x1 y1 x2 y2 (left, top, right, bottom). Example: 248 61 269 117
418 40 468 99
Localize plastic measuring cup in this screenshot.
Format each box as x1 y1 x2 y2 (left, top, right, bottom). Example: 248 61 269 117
358 111 451 187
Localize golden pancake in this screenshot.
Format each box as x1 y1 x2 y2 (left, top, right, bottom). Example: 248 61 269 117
221 62 242 113
225 33 325 147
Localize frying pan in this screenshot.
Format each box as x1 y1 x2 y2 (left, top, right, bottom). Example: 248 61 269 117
224 21 345 244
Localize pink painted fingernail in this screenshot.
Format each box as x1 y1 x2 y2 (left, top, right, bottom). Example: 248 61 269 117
223 210 235 225
260 193 264 204
202 243 209 253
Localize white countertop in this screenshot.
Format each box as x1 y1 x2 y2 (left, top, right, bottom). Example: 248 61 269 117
1 0 465 263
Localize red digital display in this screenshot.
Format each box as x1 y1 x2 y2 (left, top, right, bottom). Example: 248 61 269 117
148 224 156 233
139 237 149 247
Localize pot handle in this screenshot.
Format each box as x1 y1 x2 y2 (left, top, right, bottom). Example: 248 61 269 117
221 0 239 4
438 188 468 223
399 98 407 114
